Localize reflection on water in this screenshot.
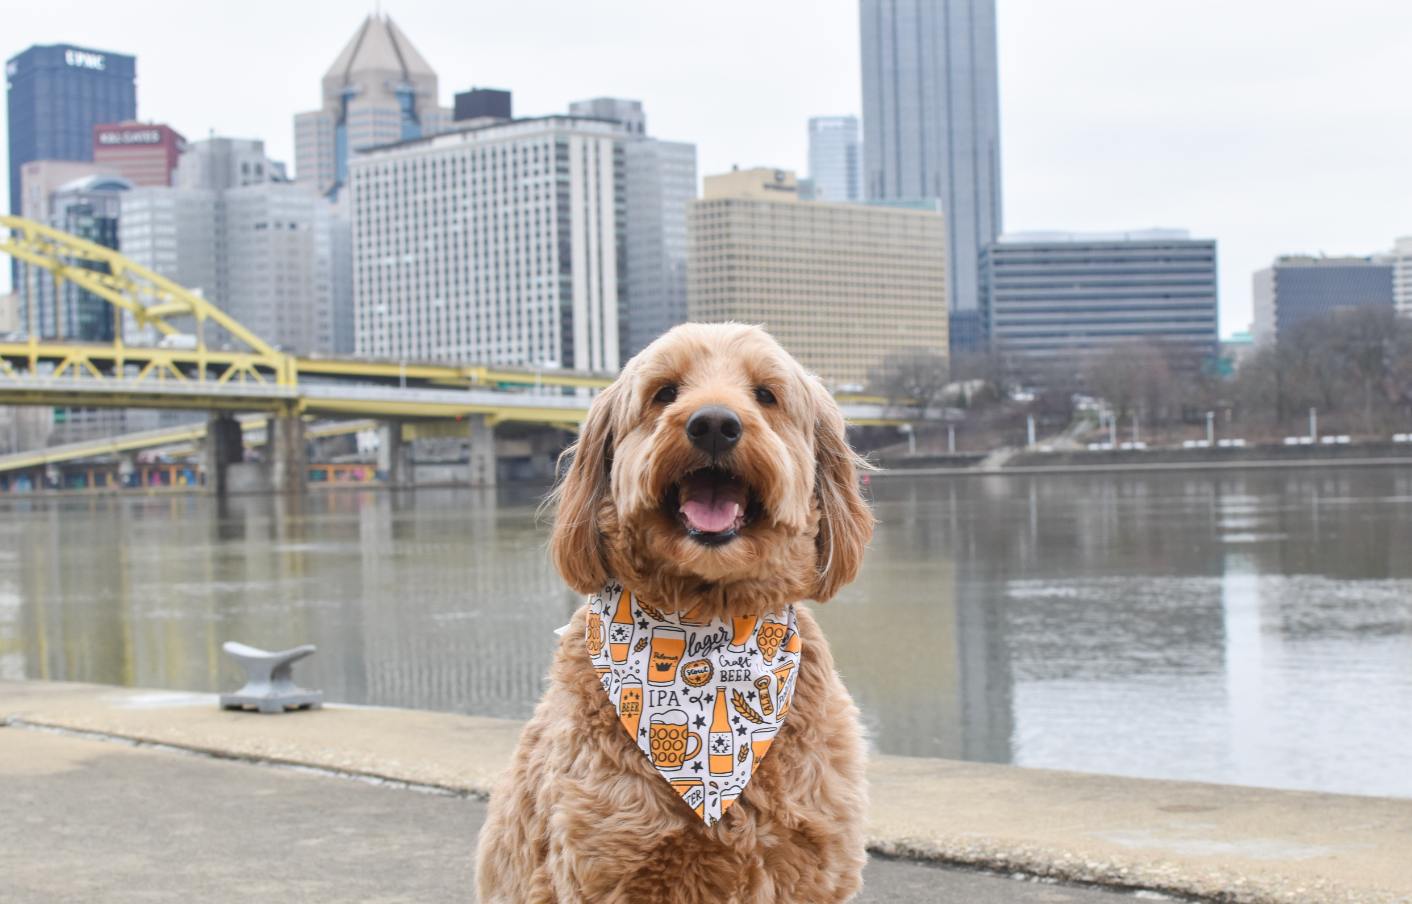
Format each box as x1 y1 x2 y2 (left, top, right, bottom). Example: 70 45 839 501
2 469 1410 797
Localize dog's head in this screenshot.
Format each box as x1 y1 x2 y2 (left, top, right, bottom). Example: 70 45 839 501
550 323 873 618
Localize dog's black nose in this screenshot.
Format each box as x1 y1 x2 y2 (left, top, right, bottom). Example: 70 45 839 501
685 405 742 456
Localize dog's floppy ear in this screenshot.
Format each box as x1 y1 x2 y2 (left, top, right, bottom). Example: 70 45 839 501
808 380 874 602
550 381 621 594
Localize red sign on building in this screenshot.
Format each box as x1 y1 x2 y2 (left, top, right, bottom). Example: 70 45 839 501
92 122 187 186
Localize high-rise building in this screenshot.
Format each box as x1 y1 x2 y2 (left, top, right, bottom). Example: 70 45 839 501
860 0 1001 352
1252 256 1393 347
294 15 454 199
120 137 336 354
979 231 1218 359
93 122 186 186
569 97 697 360
808 116 860 202
1381 236 1412 319
349 116 626 370
687 167 948 385
6 44 136 217
455 89 512 124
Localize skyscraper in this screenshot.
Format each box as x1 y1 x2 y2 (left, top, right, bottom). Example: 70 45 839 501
569 98 697 359
6 44 136 217
293 15 454 199
860 0 1001 352
808 116 860 202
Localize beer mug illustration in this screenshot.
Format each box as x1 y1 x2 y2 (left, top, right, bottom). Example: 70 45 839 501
595 665 612 694
648 709 701 771
669 778 705 819
756 617 787 662
647 625 686 685
720 783 743 814
618 675 643 740
608 594 635 663
750 727 776 775
729 615 759 652
586 608 605 656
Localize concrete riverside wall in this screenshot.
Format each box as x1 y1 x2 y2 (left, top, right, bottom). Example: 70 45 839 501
1007 441 1412 469
2 680 1407 904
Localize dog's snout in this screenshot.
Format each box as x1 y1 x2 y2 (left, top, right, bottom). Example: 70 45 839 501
685 405 742 456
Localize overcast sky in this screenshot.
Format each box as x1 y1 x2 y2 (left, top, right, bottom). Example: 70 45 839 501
5 0 1412 337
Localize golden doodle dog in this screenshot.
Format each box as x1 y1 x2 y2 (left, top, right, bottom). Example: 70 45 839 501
477 322 874 904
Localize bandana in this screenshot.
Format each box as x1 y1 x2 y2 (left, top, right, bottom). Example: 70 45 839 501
586 579 801 826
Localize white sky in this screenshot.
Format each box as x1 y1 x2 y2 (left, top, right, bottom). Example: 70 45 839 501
5 0 1412 337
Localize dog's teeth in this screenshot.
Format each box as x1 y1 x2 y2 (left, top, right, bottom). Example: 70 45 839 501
733 503 740 518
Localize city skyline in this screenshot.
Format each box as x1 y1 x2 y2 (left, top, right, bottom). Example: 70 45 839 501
4 0 1412 340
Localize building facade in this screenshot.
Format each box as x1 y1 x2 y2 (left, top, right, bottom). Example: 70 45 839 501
119 137 336 354
349 116 627 371
860 0 1000 350
6 44 136 217
1382 236 1412 319
93 122 186 186
1252 256 1394 347
980 231 1218 359
687 167 948 385
569 97 697 360
294 15 454 199
808 116 860 203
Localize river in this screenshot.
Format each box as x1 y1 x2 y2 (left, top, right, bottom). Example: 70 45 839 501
2 468 1409 798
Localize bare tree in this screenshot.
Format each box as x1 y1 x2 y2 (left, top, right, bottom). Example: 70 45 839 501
867 347 951 414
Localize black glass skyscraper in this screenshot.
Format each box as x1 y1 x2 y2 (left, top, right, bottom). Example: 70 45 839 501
860 0 1001 353
6 44 137 217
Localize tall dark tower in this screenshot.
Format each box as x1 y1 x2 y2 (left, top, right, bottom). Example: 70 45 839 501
860 0 1001 353
6 44 137 216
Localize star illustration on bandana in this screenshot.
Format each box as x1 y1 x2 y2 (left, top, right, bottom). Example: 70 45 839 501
586 581 800 826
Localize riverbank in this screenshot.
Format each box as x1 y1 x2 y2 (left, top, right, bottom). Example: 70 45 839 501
3 680 1407 904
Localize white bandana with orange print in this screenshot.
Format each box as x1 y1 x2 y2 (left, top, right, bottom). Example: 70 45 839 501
586 580 801 826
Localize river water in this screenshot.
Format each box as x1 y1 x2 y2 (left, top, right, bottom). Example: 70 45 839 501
2 469 1409 798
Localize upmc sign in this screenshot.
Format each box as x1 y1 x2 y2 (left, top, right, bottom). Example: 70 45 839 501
64 49 106 70
98 129 162 146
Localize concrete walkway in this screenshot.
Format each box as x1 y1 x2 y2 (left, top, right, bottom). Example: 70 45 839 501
3 680 1409 904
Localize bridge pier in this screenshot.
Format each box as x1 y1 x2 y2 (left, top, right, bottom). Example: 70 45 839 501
202 414 244 495
377 421 410 487
468 414 496 487
267 415 307 494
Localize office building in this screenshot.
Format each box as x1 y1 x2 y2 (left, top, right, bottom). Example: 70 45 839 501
294 15 454 199
1382 236 1412 318
860 0 1000 351
687 167 948 385
349 116 627 370
120 137 336 354
1252 256 1394 347
570 97 697 359
0 293 18 334
979 230 1218 359
93 122 186 186
456 89 513 124
6 44 136 217
808 116 860 202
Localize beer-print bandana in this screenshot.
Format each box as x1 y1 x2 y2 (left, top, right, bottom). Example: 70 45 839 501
585 579 801 826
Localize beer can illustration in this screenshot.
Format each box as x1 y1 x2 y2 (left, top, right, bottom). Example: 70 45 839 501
750 727 776 775
618 675 643 741
669 778 705 819
647 625 686 686
608 593 635 663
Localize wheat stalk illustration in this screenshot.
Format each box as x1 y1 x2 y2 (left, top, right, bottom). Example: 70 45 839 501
738 744 749 763
633 638 648 653
637 602 667 622
731 690 765 725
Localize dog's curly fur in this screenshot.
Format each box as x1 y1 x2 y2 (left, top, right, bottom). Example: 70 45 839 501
477 323 874 904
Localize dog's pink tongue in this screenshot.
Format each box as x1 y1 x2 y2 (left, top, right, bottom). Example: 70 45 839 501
681 497 739 533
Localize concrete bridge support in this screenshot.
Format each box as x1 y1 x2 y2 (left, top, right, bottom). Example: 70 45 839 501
468 414 496 487
267 415 307 494
377 421 410 486
202 414 244 495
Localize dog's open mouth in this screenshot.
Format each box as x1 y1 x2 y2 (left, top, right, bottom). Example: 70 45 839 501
665 467 758 547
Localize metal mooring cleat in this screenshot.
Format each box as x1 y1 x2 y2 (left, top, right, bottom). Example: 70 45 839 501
219 641 323 713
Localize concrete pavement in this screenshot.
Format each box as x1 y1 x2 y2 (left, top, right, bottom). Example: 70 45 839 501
3 680 1410 904
0 726 1142 903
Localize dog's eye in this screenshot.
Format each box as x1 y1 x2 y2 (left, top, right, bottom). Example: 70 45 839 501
653 385 677 404
755 387 777 406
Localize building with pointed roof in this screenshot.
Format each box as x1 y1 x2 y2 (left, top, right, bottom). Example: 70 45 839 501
294 14 453 199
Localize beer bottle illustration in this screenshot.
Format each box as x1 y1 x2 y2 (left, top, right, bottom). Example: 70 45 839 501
609 593 635 663
619 675 643 741
708 686 734 775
